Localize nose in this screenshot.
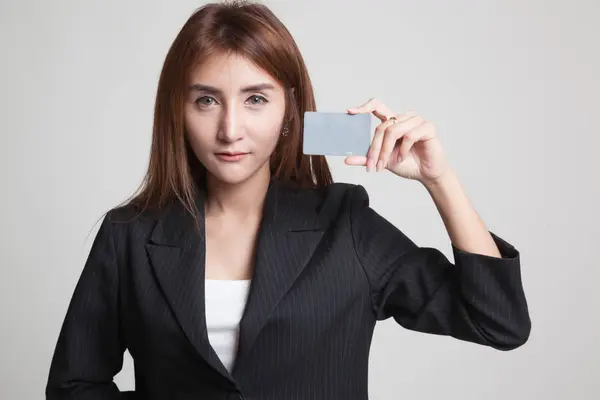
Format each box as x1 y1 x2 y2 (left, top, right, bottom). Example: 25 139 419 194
217 103 243 143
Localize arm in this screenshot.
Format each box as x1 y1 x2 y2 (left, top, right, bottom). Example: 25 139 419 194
424 169 501 258
349 184 531 350
46 215 128 399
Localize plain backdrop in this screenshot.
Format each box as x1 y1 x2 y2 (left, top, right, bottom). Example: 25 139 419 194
1 0 599 399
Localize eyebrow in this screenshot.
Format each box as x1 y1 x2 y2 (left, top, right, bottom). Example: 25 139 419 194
188 83 277 94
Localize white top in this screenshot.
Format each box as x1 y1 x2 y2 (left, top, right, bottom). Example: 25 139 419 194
204 279 252 373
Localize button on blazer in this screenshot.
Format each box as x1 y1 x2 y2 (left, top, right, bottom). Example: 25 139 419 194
46 180 531 400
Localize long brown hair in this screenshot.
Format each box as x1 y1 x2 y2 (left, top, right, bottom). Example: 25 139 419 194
122 0 332 219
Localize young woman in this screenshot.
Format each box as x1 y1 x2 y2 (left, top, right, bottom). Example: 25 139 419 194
46 2 530 399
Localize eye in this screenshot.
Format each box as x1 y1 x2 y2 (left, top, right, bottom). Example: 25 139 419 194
247 95 268 105
195 96 217 107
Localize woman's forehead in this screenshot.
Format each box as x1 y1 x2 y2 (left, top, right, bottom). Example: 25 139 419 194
190 51 280 89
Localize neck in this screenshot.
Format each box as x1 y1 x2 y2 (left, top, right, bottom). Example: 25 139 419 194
204 167 271 218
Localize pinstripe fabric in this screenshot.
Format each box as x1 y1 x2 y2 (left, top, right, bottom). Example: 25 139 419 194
46 179 530 399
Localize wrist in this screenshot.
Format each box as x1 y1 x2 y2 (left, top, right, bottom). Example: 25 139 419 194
420 168 457 191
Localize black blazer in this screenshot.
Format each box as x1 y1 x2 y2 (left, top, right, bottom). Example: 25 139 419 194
46 180 531 400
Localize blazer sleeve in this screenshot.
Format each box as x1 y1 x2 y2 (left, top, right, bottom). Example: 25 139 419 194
46 215 129 399
349 185 531 350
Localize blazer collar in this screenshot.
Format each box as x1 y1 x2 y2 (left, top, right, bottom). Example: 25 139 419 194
146 178 327 382
148 178 325 246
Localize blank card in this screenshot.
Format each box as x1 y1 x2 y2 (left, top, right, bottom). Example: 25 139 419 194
302 112 371 156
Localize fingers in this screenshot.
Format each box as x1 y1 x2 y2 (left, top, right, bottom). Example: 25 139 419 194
371 114 422 171
397 121 435 162
365 118 396 171
346 98 395 122
345 100 436 172
344 155 367 166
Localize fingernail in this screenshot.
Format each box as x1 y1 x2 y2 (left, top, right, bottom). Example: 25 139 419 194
367 159 374 172
376 160 383 172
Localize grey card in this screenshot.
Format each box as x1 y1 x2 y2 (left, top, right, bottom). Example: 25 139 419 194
302 112 372 156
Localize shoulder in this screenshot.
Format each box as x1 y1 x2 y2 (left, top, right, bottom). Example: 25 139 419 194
104 202 154 225
290 181 371 221
302 181 370 208
100 201 164 240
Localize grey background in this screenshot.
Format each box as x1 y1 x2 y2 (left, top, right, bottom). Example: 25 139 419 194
1 0 599 399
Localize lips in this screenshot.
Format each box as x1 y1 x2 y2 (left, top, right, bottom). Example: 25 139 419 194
215 151 248 156
215 151 249 162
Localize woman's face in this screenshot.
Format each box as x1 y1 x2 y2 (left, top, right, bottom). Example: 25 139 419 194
184 51 287 186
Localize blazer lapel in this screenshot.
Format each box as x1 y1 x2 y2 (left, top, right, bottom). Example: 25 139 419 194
145 195 231 379
144 179 328 380
233 180 327 376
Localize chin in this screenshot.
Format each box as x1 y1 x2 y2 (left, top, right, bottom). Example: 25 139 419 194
208 171 247 186
205 164 257 186
202 154 272 186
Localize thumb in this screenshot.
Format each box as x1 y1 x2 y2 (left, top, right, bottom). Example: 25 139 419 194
344 155 367 166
